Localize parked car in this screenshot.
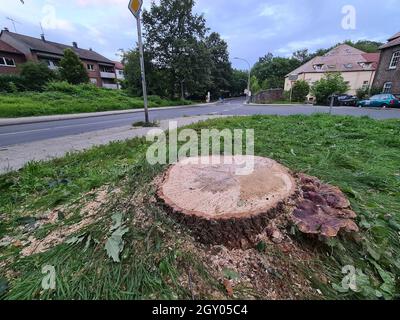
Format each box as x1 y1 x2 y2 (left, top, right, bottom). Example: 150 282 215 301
327 94 358 106
357 94 400 108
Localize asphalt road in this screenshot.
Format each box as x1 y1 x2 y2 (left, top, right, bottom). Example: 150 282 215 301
1 98 400 148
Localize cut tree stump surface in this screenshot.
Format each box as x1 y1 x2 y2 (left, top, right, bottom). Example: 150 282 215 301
158 156 297 220
157 156 297 247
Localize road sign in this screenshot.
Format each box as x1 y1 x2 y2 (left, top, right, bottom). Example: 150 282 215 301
129 0 143 18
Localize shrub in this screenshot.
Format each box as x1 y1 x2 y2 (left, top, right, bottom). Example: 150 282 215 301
59 49 89 85
311 73 349 105
20 62 56 91
45 81 80 94
291 80 310 102
0 75 25 92
356 88 369 100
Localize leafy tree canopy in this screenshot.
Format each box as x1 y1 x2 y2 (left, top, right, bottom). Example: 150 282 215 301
59 49 89 85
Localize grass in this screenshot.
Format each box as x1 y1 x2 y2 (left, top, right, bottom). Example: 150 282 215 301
0 114 399 300
0 83 192 118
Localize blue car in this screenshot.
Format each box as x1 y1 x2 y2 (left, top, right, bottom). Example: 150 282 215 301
357 94 400 108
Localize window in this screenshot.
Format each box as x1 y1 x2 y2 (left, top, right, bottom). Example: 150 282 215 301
389 51 400 69
383 82 392 94
344 63 353 69
313 64 324 71
362 81 369 91
87 64 95 71
118 70 124 76
90 78 97 84
0 57 16 67
100 65 114 73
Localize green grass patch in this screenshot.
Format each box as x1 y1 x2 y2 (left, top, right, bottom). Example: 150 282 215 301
0 83 192 118
0 114 399 300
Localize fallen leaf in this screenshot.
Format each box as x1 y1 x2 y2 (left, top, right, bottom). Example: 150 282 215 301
223 279 234 297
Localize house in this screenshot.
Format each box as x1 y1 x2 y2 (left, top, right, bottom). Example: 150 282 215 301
114 61 125 89
0 39 26 75
285 44 380 99
372 32 400 95
0 28 118 89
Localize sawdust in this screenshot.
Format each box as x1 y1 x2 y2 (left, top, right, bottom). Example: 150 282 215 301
20 187 119 257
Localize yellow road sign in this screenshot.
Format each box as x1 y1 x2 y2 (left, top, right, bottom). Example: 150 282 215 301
129 0 143 18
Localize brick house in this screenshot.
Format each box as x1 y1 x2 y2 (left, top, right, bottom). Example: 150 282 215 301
372 32 400 95
0 39 26 75
0 28 117 89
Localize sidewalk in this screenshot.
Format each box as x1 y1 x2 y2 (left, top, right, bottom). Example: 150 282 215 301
0 115 225 174
0 102 216 127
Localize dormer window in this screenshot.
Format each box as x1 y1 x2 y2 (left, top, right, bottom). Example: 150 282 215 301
389 51 400 69
344 63 353 69
313 64 324 71
359 62 372 70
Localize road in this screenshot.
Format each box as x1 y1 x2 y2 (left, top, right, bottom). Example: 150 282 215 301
1 98 400 148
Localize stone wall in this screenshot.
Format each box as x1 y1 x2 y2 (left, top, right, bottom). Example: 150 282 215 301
251 89 284 104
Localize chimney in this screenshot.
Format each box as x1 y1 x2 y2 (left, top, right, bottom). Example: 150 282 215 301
41 34 46 41
3 27 9 32
72 42 78 48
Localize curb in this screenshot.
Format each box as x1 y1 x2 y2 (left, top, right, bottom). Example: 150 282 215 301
0 102 217 127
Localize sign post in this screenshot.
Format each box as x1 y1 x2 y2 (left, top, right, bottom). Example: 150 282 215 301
129 0 149 123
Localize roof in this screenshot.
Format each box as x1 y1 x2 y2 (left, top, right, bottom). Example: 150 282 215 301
0 40 23 54
2 31 114 64
287 44 379 76
380 32 400 50
114 61 124 70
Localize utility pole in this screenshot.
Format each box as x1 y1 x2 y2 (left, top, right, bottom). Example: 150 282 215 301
234 57 251 104
129 0 149 123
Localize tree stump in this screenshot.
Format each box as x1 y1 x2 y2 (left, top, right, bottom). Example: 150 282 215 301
157 156 297 248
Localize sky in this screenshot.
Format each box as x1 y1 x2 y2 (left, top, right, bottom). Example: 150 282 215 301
0 0 398 69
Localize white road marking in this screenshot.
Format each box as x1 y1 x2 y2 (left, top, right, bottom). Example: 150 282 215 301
0 117 138 136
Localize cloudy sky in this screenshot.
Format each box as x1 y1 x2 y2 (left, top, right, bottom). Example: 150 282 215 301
0 0 398 68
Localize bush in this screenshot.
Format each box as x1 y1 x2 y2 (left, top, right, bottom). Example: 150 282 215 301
291 80 310 102
0 75 25 93
356 88 369 100
311 73 349 105
20 62 56 91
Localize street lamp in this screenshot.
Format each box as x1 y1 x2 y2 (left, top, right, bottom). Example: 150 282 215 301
234 57 251 104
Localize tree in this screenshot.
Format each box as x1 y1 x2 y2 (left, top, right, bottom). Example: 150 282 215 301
292 49 312 64
20 61 56 91
205 32 233 99
291 80 310 102
59 49 89 85
229 69 248 97
252 54 302 89
142 0 212 98
311 73 349 105
123 49 168 97
250 75 260 94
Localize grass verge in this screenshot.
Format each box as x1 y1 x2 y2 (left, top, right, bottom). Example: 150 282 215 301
0 84 192 118
0 114 399 300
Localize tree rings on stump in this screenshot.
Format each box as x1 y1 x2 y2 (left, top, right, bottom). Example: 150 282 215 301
157 156 297 248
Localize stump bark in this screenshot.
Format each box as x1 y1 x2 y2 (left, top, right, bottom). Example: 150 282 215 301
157 156 297 248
